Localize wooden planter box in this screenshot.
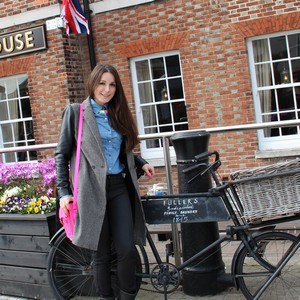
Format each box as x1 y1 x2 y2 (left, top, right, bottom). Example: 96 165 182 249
0 212 56 299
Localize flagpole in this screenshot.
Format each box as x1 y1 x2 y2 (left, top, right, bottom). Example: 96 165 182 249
83 0 96 70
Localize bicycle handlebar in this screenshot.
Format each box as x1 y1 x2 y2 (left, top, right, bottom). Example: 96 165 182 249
182 150 221 175
194 150 219 162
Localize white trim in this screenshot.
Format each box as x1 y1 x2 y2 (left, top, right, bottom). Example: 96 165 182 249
0 1 155 29
90 0 155 14
130 50 185 160
0 4 61 29
247 29 300 151
256 148 300 158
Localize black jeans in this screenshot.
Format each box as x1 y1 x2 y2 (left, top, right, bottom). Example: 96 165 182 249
93 174 136 297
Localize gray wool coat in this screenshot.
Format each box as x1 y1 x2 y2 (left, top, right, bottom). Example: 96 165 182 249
55 97 147 251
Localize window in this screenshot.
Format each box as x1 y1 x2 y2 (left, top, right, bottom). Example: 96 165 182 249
248 31 300 150
131 52 188 158
0 75 36 162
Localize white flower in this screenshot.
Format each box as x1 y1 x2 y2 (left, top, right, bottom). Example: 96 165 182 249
3 187 22 200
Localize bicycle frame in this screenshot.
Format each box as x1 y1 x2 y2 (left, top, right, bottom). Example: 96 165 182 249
138 151 300 298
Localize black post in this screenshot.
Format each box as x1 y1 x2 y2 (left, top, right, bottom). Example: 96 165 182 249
83 0 96 70
170 131 226 296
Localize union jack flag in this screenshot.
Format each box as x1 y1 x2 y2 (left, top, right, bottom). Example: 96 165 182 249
61 0 90 35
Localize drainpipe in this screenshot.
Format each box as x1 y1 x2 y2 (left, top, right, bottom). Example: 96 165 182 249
83 0 96 70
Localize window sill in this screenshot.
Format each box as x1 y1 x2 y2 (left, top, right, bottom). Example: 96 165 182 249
255 148 300 159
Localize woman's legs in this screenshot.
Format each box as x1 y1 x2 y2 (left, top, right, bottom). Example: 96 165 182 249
93 212 114 297
93 175 136 297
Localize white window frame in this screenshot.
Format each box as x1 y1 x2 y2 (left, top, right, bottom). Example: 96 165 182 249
0 74 36 163
130 51 187 160
247 30 300 151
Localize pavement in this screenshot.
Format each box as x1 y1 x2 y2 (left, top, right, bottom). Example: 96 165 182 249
0 233 244 300
1 225 300 300
0 285 243 300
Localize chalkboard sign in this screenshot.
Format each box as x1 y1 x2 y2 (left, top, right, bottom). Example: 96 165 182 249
141 195 229 224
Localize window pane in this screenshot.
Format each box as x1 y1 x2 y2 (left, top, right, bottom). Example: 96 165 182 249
25 120 35 141
142 106 157 127
151 58 165 79
159 125 172 132
277 88 294 111
18 77 28 97
280 111 295 121
172 101 187 123
28 140 37 160
296 87 300 109
0 83 5 99
138 82 153 104
0 101 9 120
291 59 300 83
273 61 290 84
17 151 28 162
12 122 21 142
175 124 188 131
282 126 297 135
157 103 171 124
259 90 275 114
2 123 13 143
262 114 279 137
169 78 183 100
255 63 272 87
153 80 167 102
8 99 20 120
136 60 150 81
253 39 270 63
270 36 287 60
6 78 18 99
288 33 300 58
21 98 32 118
3 147 16 163
166 55 181 76
144 128 160 148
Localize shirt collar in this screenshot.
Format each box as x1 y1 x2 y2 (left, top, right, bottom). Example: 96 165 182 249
91 99 108 114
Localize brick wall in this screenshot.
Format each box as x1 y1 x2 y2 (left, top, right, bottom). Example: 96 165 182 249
89 0 300 179
0 24 90 160
0 0 57 18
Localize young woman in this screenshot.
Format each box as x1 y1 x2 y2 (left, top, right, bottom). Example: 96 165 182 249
55 63 155 300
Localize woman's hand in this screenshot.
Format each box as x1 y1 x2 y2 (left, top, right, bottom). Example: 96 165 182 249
60 196 73 215
142 163 155 179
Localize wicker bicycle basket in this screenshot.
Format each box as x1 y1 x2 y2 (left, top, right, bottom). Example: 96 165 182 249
230 159 300 223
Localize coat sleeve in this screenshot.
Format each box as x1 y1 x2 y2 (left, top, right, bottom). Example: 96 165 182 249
55 105 75 199
134 155 149 179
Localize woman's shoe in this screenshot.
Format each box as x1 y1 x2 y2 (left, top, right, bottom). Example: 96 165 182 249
117 289 136 300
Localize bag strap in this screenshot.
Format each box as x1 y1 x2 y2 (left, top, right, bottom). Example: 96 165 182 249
73 103 83 205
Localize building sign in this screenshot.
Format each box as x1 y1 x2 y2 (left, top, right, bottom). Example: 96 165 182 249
0 25 47 59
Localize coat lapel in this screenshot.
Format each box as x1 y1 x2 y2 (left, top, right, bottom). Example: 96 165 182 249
81 98 107 166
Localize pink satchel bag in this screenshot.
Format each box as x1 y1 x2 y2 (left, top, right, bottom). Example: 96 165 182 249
59 103 83 241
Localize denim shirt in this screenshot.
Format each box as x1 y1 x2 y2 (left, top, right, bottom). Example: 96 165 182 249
91 99 124 175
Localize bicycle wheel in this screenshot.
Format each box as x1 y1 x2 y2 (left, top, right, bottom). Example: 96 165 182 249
235 231 300 300
47 230 143 300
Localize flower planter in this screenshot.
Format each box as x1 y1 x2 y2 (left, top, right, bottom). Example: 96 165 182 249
0 212 56 299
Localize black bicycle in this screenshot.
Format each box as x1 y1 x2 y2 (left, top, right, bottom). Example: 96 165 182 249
47 151 300 299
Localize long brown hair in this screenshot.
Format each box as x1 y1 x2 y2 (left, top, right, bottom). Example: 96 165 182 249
87 63 140 152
